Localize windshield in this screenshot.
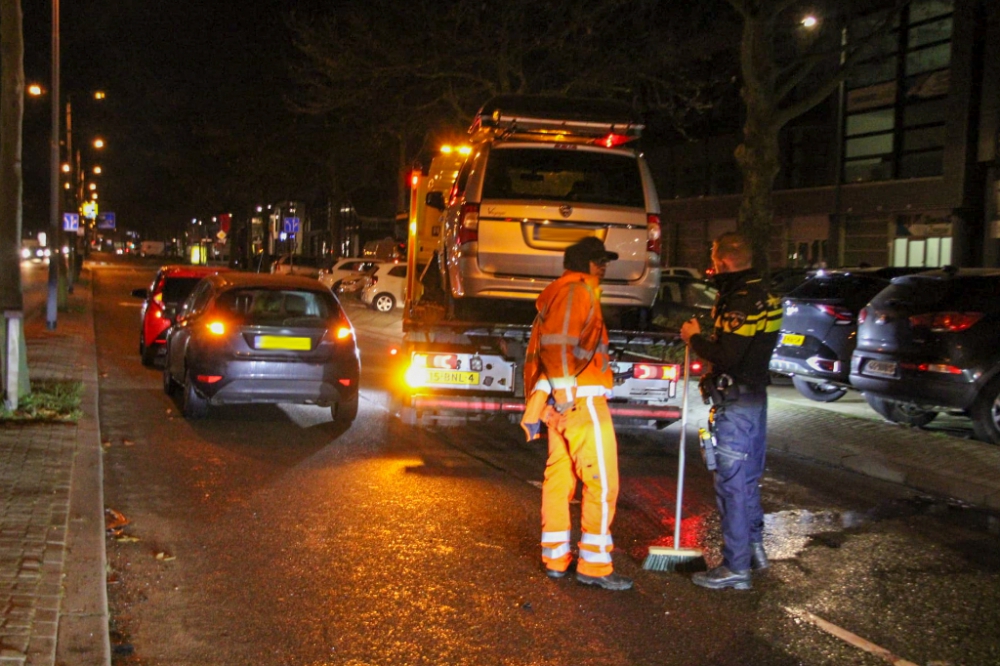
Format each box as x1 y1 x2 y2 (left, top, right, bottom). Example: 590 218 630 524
215 289 337 326
481 147 644 207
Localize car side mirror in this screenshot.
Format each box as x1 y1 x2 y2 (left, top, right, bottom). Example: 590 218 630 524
425 191 446 210
131 288 148 299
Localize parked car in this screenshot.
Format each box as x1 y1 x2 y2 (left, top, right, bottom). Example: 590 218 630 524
770 267 927 402
438 95 661 312
769 267 816 295
131 265 230 367
162 273 360 423
317 258 386 292
650 275 717 331
850 268 1000 443
269 254 334 278
360 263 407 313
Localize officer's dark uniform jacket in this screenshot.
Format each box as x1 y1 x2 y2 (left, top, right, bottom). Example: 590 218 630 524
688 268 782 386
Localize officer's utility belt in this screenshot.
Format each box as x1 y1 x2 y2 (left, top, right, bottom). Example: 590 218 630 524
698 403 750 472
698 373 765 406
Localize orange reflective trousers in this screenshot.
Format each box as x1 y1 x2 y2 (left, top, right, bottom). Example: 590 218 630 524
540 393 619 578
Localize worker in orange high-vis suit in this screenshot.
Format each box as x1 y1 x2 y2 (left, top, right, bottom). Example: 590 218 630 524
522 236 633 591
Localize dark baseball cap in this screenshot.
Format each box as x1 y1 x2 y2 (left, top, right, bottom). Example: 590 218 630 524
564 237 619 272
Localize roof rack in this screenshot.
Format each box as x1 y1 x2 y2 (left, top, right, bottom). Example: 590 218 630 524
469 95 644 143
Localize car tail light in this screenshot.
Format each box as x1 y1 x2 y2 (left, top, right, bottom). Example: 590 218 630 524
324 317 355 344
858 308 868 324
632 363 679 381
908 311 984 332
690 359 704 375
196 375 223 384
900 361 963 374
646 214 661 255
207 321 226 335
597 133 634 148
815 304 854 324
457 203 479 245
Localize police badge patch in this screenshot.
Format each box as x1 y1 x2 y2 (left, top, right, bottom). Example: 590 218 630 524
724 311 747 331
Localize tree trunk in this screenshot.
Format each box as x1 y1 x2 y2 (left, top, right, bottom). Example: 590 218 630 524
0 0 30 406
735 117 780 275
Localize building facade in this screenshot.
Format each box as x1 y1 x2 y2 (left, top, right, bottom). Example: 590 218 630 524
652 0 1000 272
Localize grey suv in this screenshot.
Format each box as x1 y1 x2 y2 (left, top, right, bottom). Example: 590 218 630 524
850 268 1000 444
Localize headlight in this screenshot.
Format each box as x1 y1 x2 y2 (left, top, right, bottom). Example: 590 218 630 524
21 248 30 259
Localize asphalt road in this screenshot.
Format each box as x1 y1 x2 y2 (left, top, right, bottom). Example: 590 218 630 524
90 260 999 666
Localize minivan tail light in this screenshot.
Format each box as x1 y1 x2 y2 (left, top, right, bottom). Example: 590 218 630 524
858 308 868 324
646 214 661 256
815 304 854 324
908 311 983 332
457 203 480 245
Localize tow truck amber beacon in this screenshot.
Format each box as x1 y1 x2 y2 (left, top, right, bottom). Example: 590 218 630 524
393 95 684 428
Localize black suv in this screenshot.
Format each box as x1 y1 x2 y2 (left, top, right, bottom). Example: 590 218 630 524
850 268 1000 444
770 267 924 402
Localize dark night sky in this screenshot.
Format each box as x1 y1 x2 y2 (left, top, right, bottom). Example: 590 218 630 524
19 0 310 237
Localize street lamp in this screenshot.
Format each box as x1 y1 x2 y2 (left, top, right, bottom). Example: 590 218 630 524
45 0 61 329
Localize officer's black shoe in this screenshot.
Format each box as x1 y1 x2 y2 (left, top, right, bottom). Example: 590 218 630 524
750 542 770 571
576 571 634 591
691 566 752 590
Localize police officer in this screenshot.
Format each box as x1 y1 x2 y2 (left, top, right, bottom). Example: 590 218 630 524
679 232 782 590
523 237 632 591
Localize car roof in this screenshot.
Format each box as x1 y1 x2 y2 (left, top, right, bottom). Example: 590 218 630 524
894 267 1000 280
158 265 230 278
206 272 332 292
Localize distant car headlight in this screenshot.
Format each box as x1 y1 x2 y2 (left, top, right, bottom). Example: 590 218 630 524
21 248 30 259
42 248 51 257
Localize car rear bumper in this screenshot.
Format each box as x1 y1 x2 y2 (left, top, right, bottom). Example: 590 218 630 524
849 352 979 410
455 255 658 306
193 359 359 407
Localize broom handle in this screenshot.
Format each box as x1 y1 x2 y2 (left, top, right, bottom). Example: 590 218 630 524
673 343 691 549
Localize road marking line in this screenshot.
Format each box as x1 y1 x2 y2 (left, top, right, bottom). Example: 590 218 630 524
785 607 919 666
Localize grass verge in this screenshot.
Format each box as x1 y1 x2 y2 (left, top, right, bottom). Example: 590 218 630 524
0 380 83 423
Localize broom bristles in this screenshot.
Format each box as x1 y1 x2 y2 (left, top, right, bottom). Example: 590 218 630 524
642 547 703 572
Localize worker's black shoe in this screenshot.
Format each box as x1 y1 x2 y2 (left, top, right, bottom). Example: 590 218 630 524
546 567 568 579
576 571 634 591
692 566 752 590
750 542 770 571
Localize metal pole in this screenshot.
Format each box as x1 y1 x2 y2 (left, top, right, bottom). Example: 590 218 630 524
46 0 60 329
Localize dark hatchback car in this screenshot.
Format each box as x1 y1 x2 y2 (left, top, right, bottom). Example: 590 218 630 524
163 273 360 423
770 267 926 402
132 265 230 366
850 268 1000 444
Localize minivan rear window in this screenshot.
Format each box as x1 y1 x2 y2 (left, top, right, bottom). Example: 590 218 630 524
481 147 644 207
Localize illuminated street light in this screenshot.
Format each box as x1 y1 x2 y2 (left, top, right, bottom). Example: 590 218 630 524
91 193 98 200
93 138 105 149
92 166 102 175
801 15 818 28
61 163 70 173
93 91 105 100
28 83 44 96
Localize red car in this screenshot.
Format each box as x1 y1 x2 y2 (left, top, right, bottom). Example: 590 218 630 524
132 265 230 366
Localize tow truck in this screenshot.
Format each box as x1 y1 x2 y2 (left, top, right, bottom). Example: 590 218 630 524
394 99 685 427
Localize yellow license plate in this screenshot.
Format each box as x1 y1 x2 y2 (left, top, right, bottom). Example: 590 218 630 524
781 333 805 347
256 335 311 351
426 370 480 385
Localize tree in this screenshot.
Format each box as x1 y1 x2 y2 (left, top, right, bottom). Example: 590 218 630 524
287 0 712 214
725 0 907 272
0 0 30 408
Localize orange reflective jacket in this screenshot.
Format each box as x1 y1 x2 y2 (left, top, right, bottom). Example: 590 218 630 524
524 271 613 398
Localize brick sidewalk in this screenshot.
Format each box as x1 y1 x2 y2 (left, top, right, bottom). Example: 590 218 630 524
0 267 109 666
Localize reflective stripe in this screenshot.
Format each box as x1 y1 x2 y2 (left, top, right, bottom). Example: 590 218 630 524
586 396 612 542
580 532 613 547
541 333 579 345
542 543 572 559
575 385 610 397
533 378 552 394
579 549 613 564
571 345 591 360
550 376 577 390
560 285 575 379
541 530 572 543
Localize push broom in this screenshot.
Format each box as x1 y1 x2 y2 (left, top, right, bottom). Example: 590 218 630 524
642 342 703 571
